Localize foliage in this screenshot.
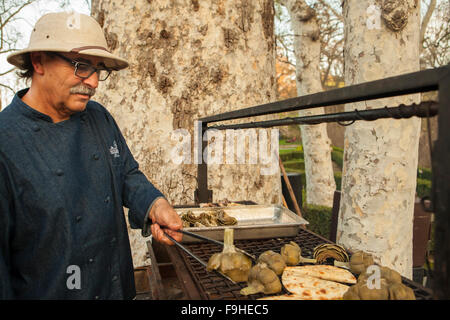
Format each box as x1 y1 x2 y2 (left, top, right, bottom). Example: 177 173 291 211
416 178 432 199
302 204 332 239
417 167 433 181
331 146 343 169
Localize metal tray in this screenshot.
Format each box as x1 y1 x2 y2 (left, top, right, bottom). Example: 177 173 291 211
175 204 309 243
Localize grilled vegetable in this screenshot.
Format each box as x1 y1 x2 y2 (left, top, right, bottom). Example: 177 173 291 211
280 241 316 266
344 265 415 300
181 209 237 228
257 250 286 276
358 279 390 300
206 228 252 282
313 243 349 264
181 211 201 227
388 282 416 300
345 251 375 275
240 262 282 296
216 209 238 225
358 265 402 285
342 284 360 300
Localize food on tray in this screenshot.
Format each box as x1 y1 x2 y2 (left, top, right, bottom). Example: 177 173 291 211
280 241 316 265
206 228 252 282
199 198 241 207
181 209 237 228
283 265 357 284
343 265 415 300
257 250 286 276
313 243 349 264
282 267 350 300
216 209 238 225
240 262 282 296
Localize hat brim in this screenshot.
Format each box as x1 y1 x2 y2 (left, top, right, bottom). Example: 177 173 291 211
7 47 129 71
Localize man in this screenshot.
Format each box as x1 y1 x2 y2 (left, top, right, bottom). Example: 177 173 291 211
0 12 183 299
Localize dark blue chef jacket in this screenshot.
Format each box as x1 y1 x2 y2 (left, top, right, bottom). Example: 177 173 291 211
0 89 165 299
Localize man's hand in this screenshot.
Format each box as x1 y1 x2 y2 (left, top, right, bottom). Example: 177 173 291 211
149 198 183 245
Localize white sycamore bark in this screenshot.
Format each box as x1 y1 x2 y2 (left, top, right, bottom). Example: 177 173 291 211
91 0 281 267
281 0 336 207
337 0 421 279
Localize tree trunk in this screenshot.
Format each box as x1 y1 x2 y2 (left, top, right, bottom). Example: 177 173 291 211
337 0 421 279
91 0 281 267
281 0 336 207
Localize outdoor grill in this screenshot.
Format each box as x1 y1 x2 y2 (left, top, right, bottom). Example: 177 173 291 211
140 65 449 300
147 227 434 300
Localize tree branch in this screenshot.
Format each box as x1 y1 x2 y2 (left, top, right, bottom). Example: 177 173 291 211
0 67 14 76
420 0 437 50
317 0 343 22
0 82 15 93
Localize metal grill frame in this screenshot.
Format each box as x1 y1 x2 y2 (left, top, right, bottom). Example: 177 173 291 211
172 228 433 300
193 65 450 299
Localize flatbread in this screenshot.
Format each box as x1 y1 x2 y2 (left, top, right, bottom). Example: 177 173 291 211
284 265 357 284
282 268 350 300
257 294 311 300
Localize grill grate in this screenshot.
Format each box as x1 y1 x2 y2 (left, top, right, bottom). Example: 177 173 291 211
176 228 434 300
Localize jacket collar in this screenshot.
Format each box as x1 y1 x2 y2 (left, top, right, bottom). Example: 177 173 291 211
11 88 87 122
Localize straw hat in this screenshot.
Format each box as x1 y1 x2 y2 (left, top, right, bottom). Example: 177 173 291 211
7 12 128 70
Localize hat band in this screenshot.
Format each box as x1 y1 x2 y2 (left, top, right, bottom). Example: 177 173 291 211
70 46 110 53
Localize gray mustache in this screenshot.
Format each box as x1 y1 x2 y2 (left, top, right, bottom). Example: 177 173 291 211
70 85 96 97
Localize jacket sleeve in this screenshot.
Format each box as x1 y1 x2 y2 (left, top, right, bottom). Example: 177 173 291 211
108 114 166 237
0 156 15 299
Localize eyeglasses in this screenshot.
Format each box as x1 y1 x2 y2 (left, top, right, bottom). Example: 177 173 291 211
49 52 112 81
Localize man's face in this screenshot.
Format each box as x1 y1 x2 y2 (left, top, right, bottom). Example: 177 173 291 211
37 52 106 117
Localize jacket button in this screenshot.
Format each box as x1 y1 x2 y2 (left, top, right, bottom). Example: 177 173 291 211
76 216 82 222
94 295 100 300
93 154 100 160
32 125 40 132
111 237 116 244
88 258 94 263
56 169 64 176
112 275 118 282
104 196 110 203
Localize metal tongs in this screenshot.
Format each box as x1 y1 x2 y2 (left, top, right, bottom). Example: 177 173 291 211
162 228 257 284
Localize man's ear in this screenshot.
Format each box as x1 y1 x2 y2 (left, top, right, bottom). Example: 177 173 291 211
29 52 45 75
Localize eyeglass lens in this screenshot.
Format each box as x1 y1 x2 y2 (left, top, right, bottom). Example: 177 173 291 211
76 63 110 81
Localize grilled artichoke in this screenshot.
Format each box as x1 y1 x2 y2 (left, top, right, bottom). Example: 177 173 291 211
257 250 286 276
240 262 282 296
358 265 402 285
216 209 238 226
358 279 390 300
388 282 416 300
313 243 349 264
280 241 316 266
344 265 415 300
181 209 237 228
349 251 375 275
181 211 201 227
206 228 252 282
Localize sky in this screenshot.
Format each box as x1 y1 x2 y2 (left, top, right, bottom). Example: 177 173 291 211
1 0 91 108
